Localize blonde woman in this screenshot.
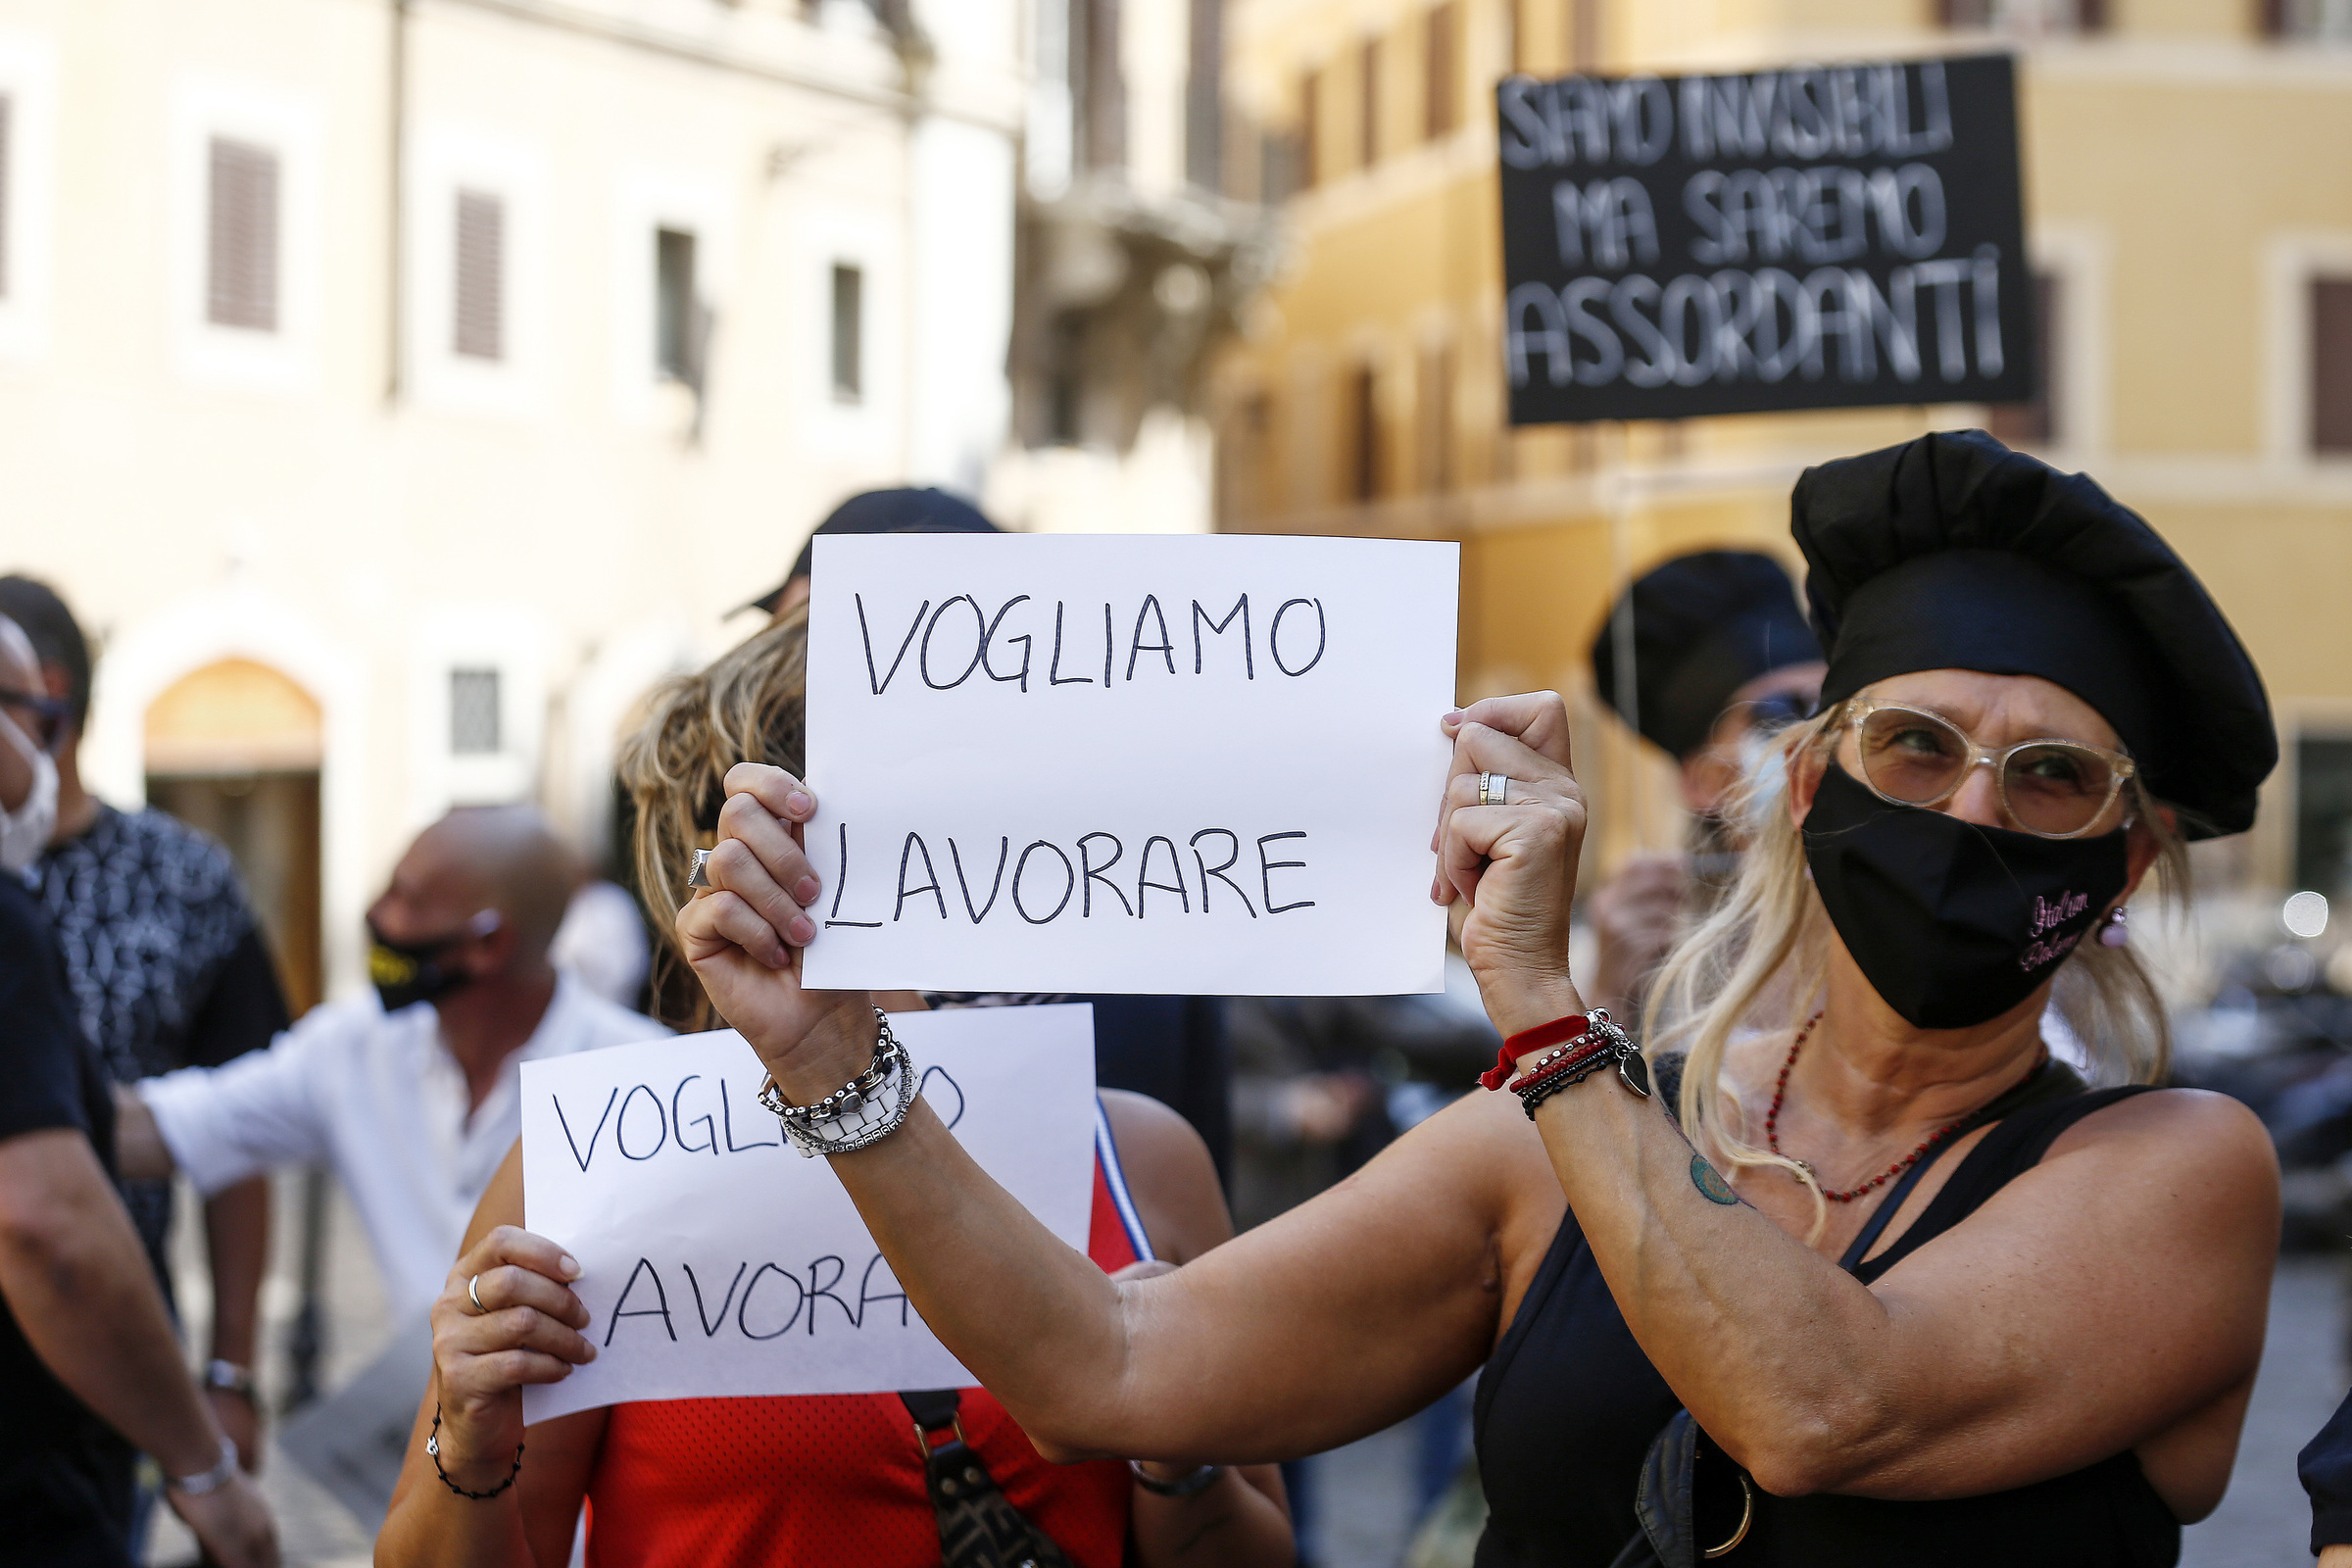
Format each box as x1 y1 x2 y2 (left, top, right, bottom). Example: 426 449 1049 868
480 433 2277 1565
376 605 1291 1568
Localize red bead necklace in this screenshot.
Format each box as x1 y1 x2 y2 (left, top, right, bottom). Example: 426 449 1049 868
1762 1011 1984 1204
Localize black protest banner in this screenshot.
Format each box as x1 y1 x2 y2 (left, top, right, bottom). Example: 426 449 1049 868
1496 54 2032 424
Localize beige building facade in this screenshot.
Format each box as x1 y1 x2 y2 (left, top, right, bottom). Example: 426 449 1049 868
1217 0 2352 907
0 0 1032 1003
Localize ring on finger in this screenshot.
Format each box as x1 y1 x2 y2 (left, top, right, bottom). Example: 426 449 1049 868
1478 772 1510 808
467 1274 488 1315
687 848 713 892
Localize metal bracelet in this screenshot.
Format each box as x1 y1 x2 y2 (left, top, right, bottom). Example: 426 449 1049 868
165 1434 240 1496
1516 1014 1650 1118
757 1008 919 1158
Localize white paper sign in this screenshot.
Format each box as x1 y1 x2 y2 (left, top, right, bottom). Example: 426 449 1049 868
518 1005 1097 1421
801 533 1459 996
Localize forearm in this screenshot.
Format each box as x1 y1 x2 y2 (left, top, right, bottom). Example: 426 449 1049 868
1525 1075 1896 1493
205 1177 270 1365
0 1133 226 1476
830 1097 1143 1453
1132 1465 1292 1568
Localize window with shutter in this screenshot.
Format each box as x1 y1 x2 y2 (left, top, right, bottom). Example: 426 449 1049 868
449 668 502 755
1348 363 1380 502
2266 0 2352 39
207 137 279 332
831 263 862 401
0 95 12 301
453 190 505 362
1424 7 1456 141
2316 277 2352 455
1989 272 2061 447
1298 70 1319 189
656 227 697 384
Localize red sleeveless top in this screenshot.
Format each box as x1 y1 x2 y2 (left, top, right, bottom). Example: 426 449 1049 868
584 1105 1151 1567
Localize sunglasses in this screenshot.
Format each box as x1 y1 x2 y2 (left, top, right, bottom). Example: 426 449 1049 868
0 688 69 753
1840 698 2136 840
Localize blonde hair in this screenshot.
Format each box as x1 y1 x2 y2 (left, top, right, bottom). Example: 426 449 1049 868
613 605 809 1029
1642 702 2189 1239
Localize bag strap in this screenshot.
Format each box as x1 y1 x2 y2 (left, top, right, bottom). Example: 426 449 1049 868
898 1390 1075 1568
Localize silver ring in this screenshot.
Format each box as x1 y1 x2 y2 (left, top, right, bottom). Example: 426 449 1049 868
687 848 712 890
1479 772 1509 808
467 1274 486 1315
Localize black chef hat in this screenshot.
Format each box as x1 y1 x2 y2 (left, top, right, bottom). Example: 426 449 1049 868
749 487 1001 612
1590 550 1822 760
1792 429 2275 840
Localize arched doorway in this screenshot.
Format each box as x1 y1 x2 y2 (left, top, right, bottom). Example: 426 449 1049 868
142 658 324 1015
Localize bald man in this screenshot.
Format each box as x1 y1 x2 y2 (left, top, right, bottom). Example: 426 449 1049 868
114 808 668 1314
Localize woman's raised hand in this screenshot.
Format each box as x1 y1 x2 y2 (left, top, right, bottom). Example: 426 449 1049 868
427 1226 594 1488
1432 693 1589 1037
673 763 879 1088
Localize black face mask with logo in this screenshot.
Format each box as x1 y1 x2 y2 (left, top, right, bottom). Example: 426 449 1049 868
368 921 481 1013
1800 760 2131 1030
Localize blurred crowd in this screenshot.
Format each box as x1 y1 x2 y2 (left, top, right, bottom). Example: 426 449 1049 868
5 484 2352 1568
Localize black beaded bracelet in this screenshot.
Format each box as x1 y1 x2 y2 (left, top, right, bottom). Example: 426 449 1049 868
1130 1459 1223 1497
426 1404 524 1500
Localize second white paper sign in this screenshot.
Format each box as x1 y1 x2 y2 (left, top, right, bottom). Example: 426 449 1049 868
801 533 1458 996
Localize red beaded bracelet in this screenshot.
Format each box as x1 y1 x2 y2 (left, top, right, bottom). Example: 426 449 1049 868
1478 1011 1593 1090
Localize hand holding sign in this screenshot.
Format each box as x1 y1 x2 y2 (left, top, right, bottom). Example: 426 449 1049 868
1435 693 1591 1039
678 763 882 1097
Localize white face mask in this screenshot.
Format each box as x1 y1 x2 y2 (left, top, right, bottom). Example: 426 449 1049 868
0 712 58 873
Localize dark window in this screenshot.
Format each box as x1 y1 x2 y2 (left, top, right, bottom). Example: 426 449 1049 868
831 263 863 401
1348 364 1380 502
1939 0 2106 28
2297 737 2352 903
1424 6 1457 140
1569 0 1601 68
1423 343 1454 494
2265 0 2352 37
2315 276 2352 455
1299 70 1320 189
1074 0 1126 172
207 137 279 332
453 190 504 362
1990 271 2061 447
1049 311 1085 446
656 227 697 384
450 668 501 755
1186 0 1223 190
1358 39 1380 171
0 96 11 300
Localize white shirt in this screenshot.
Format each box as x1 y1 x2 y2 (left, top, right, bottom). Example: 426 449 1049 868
142 973 669 1313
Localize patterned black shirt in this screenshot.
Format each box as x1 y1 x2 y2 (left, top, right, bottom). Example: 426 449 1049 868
32 804 289 1282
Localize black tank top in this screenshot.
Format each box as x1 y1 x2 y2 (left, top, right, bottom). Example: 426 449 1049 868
1471 1067 2181 1568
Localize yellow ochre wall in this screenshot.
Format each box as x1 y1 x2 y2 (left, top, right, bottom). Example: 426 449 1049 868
1217 0 2352 883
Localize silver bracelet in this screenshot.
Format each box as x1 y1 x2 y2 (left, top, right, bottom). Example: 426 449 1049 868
165 1434 239 1496
756 1008 917 1158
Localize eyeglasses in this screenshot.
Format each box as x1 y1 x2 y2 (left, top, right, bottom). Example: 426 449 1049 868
0 688 68 754
1839 698 2136 840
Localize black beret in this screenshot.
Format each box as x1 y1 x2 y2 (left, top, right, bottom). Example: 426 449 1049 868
1793 429 2275 840
1591 550 1822 760
750 487 1001 612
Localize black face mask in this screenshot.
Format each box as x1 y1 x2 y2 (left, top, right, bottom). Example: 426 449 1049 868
368 921 480 1013
1801 760 2130 1029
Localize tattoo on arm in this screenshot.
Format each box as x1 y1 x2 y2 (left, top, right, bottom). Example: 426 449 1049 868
1690 1154 1739 1205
